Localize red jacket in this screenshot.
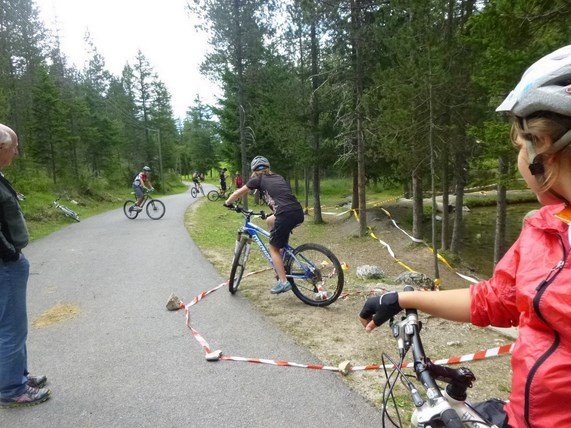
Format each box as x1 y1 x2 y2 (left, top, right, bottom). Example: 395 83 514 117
471 203 571 428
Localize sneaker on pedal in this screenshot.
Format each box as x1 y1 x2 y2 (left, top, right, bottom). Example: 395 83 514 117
271 280 292 294
0 385 51 408
27 375 47 388
132 206 143 212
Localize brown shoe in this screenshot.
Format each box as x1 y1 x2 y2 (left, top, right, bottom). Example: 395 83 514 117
0 385 51 408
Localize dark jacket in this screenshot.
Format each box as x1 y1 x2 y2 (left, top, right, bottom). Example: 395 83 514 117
0 172 28 260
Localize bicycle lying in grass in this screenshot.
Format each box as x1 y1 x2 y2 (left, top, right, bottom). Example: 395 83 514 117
123 190 165 220
51 198 80 222
379 285 501 427
207 186 232 202
226 204 344 307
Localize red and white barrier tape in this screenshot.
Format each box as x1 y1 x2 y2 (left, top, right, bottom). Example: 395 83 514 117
176 271 514 375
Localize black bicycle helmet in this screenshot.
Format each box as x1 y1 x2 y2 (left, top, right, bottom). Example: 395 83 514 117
250 156 270 171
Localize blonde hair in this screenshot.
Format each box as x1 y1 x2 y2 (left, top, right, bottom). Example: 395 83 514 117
250 168 272 178
511 113 571 190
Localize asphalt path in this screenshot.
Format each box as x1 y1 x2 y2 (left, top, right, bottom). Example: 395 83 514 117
1 187 385 428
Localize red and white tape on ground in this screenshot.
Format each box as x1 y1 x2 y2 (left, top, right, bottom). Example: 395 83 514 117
176 271 514 375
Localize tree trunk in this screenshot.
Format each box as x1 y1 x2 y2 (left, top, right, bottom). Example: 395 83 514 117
440 144 450 250
234 0 248 210
352 166 358 210
310 14 323 224
494 155 508 265
450 149 467 253
428 52 439 280
351 0 367 236
412 171 423 240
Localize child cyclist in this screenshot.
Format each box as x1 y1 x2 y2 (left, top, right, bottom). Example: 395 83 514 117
224 156 304 294
359 45 571 427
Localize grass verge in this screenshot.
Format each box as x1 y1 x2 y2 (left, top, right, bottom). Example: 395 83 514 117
21 183 188 241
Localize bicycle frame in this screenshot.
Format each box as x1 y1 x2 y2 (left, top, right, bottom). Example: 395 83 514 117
383 286 499 428
238 213 316 283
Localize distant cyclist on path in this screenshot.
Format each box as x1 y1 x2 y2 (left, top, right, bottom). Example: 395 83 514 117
132 166 154 212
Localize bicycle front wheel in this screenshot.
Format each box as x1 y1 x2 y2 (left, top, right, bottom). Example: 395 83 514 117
285 243 344 307
207 190 220 202
190 187 198 198
229 235 250 294
123 200 139 219
62 207 80 222
146 199 166 220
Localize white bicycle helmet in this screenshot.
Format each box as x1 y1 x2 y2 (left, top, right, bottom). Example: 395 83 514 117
143 166 151 172
497 46 571 176
496 45 571 117
250 156 270 171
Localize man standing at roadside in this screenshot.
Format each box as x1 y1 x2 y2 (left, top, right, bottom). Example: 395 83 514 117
0 124 50 408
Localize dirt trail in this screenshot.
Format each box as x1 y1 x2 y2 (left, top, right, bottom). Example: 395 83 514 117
207 205 515 411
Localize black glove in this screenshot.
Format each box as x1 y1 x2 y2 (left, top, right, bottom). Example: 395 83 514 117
359 291 402 326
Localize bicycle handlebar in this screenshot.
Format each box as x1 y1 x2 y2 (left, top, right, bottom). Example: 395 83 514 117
226 203 267 220
388 286 485 427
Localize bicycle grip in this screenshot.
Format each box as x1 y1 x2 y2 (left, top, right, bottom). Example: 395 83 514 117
441 408 463 428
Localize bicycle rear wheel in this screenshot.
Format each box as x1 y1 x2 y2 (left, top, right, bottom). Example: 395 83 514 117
146 199 166 220
191 187 198 198
123 200 139 219
229 235 250 294
285 243 344 307
207 190 220 202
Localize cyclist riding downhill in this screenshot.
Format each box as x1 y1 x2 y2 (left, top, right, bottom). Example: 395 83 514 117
224 156 304 294
132 166 154 212
360 45 571 428
192 171 202 188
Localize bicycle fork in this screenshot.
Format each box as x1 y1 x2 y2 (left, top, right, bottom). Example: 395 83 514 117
235 232 253 266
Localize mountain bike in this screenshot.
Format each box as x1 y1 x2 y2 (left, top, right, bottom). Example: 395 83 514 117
207 186 232 202
379 285 501 427
227 204 344 307
123 190 166 220
190 182 205 198
51 198 80 222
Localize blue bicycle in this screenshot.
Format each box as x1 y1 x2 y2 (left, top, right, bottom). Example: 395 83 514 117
228 205 344 307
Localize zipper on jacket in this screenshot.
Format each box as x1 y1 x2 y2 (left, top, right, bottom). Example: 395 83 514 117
524 235 567 427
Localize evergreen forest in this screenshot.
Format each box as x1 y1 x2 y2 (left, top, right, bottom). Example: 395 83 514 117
1 0 570 258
